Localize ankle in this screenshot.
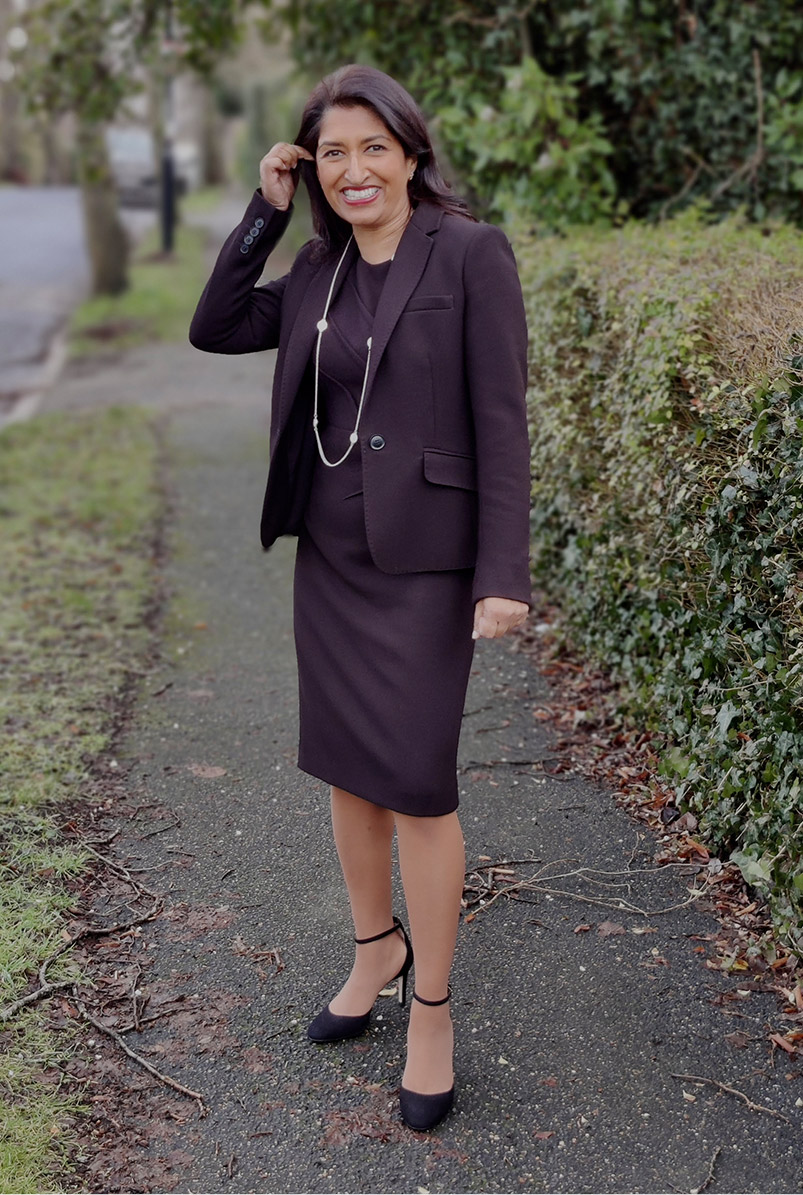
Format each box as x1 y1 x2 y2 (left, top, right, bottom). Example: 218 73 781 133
408 997 453 1036
412 986 451 1007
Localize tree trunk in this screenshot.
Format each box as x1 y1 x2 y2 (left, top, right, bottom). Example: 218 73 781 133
0 71 27 182
75 119 129 296
200 83 226 186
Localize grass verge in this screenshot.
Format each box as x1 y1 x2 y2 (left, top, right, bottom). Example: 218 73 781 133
0 406 162 1192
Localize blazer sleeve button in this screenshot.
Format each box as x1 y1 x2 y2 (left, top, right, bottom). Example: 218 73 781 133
239 245 249 254
369 434 385 450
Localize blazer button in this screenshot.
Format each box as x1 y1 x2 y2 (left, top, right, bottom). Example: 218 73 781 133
244 234 254 244
240 245 249 254
254 217 265 228
369 434 385 450
249 226 260 236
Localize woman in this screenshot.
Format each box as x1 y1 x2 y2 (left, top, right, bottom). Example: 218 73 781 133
189 64 531 1132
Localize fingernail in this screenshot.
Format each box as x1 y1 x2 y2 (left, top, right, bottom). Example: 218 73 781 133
472 631 479 640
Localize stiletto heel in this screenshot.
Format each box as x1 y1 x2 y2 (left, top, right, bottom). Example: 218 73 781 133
398 965 408 1007
307 916 414 1042
399 988 454 1132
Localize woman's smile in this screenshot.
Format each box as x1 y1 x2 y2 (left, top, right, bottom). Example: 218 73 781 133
315 104 415 244
341 185 381 205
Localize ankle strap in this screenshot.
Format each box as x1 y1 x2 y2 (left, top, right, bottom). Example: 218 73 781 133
413 986 451 1007
354 915 402 946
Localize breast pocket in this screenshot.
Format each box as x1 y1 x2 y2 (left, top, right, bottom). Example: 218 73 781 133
404 294 455 312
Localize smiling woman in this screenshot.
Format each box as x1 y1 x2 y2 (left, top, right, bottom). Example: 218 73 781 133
189 63 531 1135
313 109 416 261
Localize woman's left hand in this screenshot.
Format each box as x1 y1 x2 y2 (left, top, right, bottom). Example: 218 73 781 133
472 596 529 640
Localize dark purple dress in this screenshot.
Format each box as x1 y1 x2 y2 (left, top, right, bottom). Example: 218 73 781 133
293 254 475 817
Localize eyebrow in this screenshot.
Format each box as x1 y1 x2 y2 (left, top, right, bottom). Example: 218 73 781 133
317 134 392 148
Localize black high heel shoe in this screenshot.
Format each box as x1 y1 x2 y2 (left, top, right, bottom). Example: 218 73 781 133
399 989 454 1131
307 916 414 1043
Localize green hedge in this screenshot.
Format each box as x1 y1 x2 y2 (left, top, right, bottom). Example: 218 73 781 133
517 206 803 948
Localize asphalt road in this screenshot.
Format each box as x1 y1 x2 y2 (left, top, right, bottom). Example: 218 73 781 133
0 186 89 407
0 186 156 418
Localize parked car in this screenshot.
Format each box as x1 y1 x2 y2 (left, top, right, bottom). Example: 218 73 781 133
105 127 159 207
105 126 200 207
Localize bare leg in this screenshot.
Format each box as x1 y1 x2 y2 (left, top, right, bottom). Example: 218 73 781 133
327 786 408 1016
395 809 465 1094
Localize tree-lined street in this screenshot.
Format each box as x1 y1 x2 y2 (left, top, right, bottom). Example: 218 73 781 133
3 3 803 1190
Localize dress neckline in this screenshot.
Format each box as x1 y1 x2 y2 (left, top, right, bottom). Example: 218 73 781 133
357 255 393 268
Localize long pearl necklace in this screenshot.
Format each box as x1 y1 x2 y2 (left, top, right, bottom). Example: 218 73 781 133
312 235 372 468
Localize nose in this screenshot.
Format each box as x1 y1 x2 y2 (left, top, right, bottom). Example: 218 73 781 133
344 152 369 183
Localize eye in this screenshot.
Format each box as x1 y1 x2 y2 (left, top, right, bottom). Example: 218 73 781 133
366 144 387 152
320 149 343 159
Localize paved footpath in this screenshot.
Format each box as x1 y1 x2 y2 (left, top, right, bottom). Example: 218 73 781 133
39 218 802 1194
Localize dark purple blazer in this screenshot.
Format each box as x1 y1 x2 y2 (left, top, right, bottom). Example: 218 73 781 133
189 190 531 606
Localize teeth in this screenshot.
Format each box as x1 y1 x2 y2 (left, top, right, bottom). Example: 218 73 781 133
343 187 379 200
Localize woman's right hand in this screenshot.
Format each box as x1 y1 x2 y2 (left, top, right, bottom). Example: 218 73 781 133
259 142 315 211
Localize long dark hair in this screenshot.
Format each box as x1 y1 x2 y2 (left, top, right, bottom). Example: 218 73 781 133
294 64 475 257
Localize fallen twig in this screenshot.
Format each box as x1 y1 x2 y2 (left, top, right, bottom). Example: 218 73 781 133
263 1024 294 1040
76 998 207 1116
116 1004 189 1034
694 1145 722 1194
463 858 707 919
130 963 143 1031
670 1072 792 1124
80 841 160 900
138 811 181 839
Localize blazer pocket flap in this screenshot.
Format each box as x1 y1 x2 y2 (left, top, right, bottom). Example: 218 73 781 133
423 449 477 490
405 294 454 312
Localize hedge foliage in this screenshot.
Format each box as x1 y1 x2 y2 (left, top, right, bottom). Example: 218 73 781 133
281 0 803 229
517 206 803 946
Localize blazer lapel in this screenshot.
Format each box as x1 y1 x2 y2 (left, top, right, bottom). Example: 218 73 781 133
364 204 440 401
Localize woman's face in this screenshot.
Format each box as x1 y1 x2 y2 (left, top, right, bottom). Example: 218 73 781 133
315 104 416 233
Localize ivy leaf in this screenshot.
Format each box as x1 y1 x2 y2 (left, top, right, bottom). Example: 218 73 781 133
716 701 739 738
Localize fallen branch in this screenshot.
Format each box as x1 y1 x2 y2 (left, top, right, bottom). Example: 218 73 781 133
670 1072 791 1124
76 998 207 1117
1 978 78 1021
1 902 161 1023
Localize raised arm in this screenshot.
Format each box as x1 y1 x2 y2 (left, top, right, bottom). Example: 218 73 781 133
188 193 293 354
189 142 315 355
